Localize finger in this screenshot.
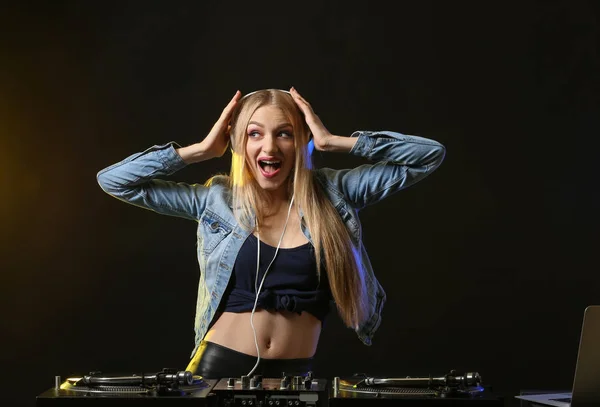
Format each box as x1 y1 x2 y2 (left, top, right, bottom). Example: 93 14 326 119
290 86 308 102
220 90 241 119
290 88 312 113
290 88 313 114
228 90 241 108
290 86 304 102
230 90 241 103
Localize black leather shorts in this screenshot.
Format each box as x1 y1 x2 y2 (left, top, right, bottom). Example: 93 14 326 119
194 340 314 379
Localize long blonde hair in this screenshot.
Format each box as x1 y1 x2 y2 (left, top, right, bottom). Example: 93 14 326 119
218 89 367 329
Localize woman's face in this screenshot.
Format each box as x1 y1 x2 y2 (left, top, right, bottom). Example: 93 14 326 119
245 105 296 197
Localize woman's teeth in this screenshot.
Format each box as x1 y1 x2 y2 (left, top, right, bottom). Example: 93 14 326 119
259 160 281 173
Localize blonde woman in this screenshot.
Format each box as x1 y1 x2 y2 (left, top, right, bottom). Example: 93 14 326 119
97 87 445 379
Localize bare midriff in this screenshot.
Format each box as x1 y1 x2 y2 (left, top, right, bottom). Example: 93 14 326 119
203 210 321 358
205 310 321 357
186 310 321 372
186 310 321 373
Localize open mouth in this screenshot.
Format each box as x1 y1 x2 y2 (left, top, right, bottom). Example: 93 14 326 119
258 159 282 178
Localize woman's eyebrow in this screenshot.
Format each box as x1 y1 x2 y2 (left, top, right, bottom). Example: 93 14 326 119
248 121 293 129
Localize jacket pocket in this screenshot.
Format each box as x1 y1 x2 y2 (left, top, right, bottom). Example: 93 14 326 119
198 210 233 255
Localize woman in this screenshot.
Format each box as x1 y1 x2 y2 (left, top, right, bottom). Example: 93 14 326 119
97 87 445 379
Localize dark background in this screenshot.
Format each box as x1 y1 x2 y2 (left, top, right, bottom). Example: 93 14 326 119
2 1 599 406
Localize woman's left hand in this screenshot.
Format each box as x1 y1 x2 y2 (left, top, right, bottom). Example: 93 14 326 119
290 87 334 151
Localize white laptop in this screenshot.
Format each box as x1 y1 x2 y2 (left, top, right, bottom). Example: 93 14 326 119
515 305 600 407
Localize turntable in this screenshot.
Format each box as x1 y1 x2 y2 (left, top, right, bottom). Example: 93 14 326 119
36 368 218 406
329 370 505 406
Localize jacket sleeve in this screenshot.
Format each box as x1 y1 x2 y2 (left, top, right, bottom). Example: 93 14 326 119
96 142 208 220
319 130 445 209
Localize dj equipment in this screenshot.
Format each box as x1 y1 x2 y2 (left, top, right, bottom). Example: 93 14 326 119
36 368 218 406
36 368 504 406
329 370 504 406
211 371 328 406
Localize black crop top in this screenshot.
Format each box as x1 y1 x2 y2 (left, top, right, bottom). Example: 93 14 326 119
218 234 332 321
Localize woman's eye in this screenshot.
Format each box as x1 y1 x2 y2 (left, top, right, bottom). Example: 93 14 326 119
247 130 292 138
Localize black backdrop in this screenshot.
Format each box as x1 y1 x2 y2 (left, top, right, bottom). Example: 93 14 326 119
2 1 599 406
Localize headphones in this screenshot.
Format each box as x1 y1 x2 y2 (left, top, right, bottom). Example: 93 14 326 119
240 88 291 100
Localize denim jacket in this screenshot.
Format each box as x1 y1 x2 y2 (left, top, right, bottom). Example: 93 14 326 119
97 130 445 358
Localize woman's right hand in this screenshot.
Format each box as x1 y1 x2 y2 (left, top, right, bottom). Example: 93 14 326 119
177 91 241 164
200 90 241 158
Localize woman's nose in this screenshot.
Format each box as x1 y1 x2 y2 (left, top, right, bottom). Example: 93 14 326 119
262 134 279 154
